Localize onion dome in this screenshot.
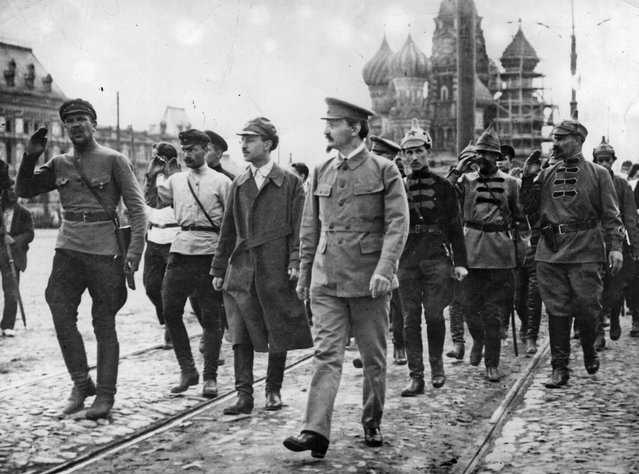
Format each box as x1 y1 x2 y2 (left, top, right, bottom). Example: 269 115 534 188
501 24 539 70
363 36 393 86
389 34 431 79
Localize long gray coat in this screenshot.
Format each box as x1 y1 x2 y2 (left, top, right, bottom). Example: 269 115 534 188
211 163 312 352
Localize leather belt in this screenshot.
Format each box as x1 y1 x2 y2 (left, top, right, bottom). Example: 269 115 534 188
409 224 444 234
550 219 598 235
63 211 112 223
181 225 220 232
150 223 179 229
464 221 510 232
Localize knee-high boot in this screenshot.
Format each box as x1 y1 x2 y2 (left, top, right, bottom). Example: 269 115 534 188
427 319 446 388
86 343 119 420
59 332 95 414
545 316 571 388
579 314 600 375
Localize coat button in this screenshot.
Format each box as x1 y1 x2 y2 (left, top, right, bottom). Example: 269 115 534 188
338 239 343 245
329 223 334 229
345 225 350 230
338 201 344 206
339 182 345 188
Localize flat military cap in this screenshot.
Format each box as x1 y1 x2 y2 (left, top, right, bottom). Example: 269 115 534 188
178 129 211 147
499 144 515 160
155 142 177 159
475 122 501 155
400 118 432 149
321 97 375 121
237 117 279 150
204 130 228 152
370 136 402 156
59 98 97 122
552 110 588 140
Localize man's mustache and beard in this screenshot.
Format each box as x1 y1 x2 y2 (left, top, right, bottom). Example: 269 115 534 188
325 133 333 153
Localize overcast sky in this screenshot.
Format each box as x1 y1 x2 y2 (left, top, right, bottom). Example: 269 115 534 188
2 0 639 168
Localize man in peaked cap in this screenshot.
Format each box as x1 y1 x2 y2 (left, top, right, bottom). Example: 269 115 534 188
284 98 408 456
520 113 624 388
212 117 312 415
591 138 639 348
447 123 522 382
16 98 147 419
145 128 231 398
395 119 467 396
369 135 406 366
203 130 235 181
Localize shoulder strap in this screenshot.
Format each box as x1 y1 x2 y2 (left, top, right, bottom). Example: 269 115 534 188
71 154 119 227
186 176 218 228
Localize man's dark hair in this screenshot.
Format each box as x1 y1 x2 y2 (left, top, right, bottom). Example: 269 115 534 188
154 142 177 159
291 162 310 181
346 118 369 139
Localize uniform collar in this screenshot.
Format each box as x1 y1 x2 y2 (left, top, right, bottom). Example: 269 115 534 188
238 161 284 187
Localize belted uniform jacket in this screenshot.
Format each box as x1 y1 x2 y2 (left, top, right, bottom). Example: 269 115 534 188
299 148 409 297
211 163 312 352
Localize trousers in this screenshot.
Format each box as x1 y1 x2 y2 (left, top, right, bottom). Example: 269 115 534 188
302 292 390 440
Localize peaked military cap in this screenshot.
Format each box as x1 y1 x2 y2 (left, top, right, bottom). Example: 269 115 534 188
552 110 588 140
178 129 211 147
370 135 402 156
59 98 97 122
475 122 501 155
400 118 433 150
458 141 476 162
321 97 375 121
204 130 228 152
237 117 279 150
593 136 615 159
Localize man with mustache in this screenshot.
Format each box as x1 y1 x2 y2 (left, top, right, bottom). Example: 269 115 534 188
397 119 467 395
212 117 312 415
447 123 521 382
284 98 408 457
16 99 147 419
146 129 231 398
520 115 624 388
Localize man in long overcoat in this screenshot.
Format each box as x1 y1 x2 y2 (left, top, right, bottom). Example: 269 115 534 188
212 117 312 415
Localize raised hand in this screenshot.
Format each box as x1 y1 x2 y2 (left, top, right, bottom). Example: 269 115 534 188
26 127 48 157
523 149 542 177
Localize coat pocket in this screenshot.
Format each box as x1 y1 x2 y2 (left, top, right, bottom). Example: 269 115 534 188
360 233 384 254
353 181 384 195
314 183 332 197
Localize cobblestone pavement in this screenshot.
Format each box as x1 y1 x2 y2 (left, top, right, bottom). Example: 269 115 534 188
478 315 639 474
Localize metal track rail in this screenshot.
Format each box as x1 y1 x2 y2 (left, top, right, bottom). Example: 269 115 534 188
40 352 315 474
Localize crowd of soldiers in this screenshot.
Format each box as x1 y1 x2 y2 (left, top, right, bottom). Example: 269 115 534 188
11 94 639 458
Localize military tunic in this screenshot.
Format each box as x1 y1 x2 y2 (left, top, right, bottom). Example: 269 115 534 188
299 147 408 440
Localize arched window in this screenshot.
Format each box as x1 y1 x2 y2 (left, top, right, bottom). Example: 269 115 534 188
440 86 449 101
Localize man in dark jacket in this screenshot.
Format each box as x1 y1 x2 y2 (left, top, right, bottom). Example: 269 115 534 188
0 186 34 336
521 115 624 388
212 117 312 415
397 119 467 395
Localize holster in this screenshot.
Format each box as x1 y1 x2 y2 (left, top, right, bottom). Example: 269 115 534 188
540 224 558 252
115 225 132 256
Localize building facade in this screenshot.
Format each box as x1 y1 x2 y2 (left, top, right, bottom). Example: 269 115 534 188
362 0 554 166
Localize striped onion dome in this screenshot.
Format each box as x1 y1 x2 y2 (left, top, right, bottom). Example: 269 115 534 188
389 34 431 79
363 36 393 86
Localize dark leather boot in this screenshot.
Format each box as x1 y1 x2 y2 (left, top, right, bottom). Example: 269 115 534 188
162 327 173 350
171 371 199 393
446 342 465 360
400 378 425 397
631 313 639 337
393 347 407 365
223 394 254 415
202 380 218 398
609 310 621 341
580 314 600 374
86 343 119 420
572 318 580 339
283 431 329 458
485 366 500 382
544 316 571 388
202 328 221 385
265 391 283 411
469 339 484 366
62 376 96 415
429 358 446 388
